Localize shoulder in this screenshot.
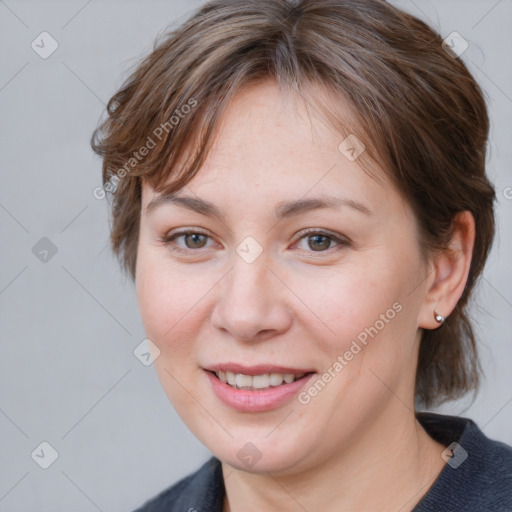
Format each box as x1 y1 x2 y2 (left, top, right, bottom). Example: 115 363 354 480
415 412 512 511
131 457 224 512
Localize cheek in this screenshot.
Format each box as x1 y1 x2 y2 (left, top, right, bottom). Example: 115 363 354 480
136 250 216 372
136 253 186 348
136 259 208 415
289 262 403 347
288 251 421 394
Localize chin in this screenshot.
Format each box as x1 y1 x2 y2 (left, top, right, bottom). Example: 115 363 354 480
208 432 313 475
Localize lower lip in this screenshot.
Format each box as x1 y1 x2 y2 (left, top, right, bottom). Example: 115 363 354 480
204 370 315 413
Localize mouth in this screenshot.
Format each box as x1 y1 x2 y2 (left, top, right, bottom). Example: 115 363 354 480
203 365 316 412
208 369 313 391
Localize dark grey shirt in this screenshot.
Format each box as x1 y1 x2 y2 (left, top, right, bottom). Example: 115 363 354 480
133 413 512 511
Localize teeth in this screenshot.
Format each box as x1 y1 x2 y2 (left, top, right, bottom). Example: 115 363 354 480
235 374 252 388
215 371 306 389
269 373 284 386
252 374 270 389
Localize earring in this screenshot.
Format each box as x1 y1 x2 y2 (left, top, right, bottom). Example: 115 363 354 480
434 311 445 324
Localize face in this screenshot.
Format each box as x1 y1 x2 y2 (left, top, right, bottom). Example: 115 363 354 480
136 80 430 475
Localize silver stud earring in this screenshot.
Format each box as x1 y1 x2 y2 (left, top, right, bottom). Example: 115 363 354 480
434 311 445 324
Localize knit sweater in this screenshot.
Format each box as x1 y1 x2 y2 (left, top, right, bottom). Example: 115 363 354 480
133 412 512 511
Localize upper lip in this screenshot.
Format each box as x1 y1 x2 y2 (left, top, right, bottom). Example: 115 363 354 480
204 363 315 375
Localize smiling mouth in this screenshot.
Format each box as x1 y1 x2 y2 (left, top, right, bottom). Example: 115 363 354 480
209 370 313 391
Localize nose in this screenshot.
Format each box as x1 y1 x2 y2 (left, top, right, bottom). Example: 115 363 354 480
210 256 293 342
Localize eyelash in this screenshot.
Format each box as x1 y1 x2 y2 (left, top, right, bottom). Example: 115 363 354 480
158 228 351 256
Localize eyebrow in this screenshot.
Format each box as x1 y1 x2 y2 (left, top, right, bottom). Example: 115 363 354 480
145 193 373 220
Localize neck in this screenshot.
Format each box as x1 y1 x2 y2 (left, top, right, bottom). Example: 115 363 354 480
222 406 447 512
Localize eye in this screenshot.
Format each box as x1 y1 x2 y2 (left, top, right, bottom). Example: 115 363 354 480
294 229 351 254
159 229 216 254
158 228 350 256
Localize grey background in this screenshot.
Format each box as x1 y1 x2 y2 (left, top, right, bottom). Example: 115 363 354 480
0 1 510 511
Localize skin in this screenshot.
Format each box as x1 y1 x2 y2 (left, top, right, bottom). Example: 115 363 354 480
135 79 475 511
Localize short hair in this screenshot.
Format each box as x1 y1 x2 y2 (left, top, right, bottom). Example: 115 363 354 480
91 0 496 408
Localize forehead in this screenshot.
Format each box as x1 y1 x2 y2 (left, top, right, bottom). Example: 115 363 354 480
192 80 347 177
141 80 398 216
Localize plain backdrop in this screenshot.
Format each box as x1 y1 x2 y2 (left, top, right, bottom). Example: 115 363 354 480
0 1 511 511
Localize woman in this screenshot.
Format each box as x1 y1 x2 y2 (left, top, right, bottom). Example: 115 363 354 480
91 0 512 510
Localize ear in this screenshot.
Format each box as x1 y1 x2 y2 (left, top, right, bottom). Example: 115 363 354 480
418 211 475 330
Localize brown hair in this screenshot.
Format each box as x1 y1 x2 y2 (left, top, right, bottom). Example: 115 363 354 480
91 0 496 408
